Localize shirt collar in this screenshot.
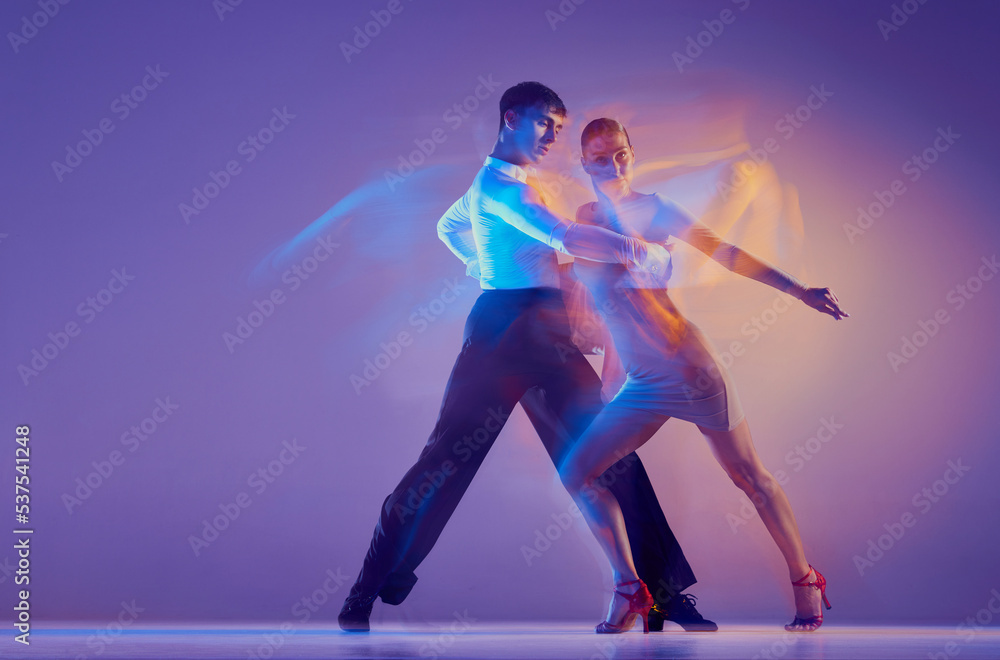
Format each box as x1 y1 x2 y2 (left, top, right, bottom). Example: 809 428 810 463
483 155 532 183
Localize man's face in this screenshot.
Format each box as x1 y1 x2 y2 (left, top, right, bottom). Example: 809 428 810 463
581 131 635 190
508 104 563 163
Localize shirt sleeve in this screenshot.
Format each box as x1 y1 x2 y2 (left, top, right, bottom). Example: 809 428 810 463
679 220 809 298
492 183 650 267
436 188 478 265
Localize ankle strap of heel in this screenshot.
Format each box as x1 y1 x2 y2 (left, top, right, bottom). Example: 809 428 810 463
615 579 643 590
791 566 817 587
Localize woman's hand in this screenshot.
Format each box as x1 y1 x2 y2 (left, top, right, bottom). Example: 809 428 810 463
800 287 850 320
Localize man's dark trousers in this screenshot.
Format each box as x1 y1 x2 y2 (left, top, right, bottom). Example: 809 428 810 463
345 287 696 610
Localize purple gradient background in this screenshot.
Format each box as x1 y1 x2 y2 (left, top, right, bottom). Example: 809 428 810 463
2 0 999 629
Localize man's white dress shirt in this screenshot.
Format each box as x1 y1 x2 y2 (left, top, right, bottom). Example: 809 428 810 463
436 156 665 290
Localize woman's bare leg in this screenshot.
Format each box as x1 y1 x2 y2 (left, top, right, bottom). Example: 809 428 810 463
558 403 668 623
698 417 821 621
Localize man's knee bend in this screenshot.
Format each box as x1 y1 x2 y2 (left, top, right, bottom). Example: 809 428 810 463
558 467 583 493
558 463 592 494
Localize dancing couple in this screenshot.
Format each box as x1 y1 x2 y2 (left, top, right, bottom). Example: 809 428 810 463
339 81 847 634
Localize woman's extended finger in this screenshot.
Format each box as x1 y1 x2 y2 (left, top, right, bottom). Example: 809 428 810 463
825 301 848 319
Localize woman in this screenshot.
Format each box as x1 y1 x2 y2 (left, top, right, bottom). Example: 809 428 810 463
558 118 848 633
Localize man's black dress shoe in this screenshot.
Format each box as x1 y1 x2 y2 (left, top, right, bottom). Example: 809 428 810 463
338 595 375 632
647 593 718 632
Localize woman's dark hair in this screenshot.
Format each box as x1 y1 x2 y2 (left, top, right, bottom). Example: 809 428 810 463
498 81 566 133
581 117 631 151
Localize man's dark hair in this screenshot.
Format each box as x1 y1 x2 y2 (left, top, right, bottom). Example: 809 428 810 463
498 81 566 133
581 118 632 152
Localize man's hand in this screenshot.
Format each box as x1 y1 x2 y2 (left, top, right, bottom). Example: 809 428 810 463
635 242 670 274
625 242 671 287
801 287 849 320
465 257 481 281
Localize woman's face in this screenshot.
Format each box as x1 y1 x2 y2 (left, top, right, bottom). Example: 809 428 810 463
581 130 635 195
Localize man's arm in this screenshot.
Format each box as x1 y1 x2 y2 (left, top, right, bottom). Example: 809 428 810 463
492 184 668 273
436 188 480 278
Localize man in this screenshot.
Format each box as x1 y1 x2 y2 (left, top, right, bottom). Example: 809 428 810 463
339 82 715 633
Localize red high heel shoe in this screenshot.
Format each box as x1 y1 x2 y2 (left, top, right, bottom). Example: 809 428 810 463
596 579 654 634
785 565 831 632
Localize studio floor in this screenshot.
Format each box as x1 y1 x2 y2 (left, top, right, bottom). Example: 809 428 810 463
3 623 999 660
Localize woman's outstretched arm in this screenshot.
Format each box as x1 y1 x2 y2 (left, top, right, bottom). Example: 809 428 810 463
677 219 849 320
